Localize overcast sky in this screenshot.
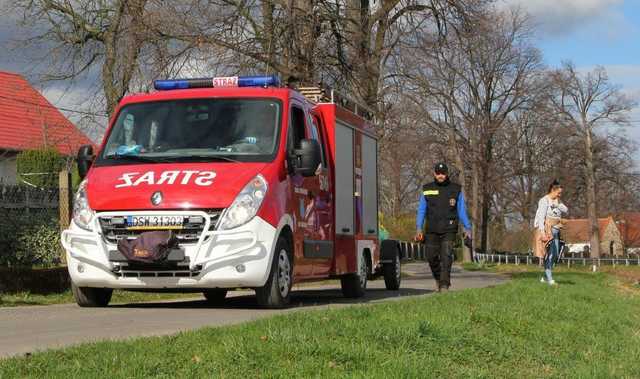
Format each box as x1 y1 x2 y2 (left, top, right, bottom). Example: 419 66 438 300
1 0 639 161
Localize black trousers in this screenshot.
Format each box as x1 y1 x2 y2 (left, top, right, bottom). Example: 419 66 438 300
424 232 456 288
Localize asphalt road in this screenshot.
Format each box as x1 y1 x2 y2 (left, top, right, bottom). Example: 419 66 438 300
0 263 507 359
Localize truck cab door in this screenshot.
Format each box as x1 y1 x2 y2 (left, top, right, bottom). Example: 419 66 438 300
306 113 334 276
288 104 334 279
288 104 319 278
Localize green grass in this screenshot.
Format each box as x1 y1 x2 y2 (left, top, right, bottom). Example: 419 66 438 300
0 290 199 307
1 271 639 378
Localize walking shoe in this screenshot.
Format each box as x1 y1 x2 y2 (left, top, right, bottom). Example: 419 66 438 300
540 277 546 283
548 279 557 286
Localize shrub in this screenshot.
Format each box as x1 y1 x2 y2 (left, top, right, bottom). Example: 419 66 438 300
383 213 416 241
0 208 60 267
16 148 66 188
15 223 62 267
491 224 534 254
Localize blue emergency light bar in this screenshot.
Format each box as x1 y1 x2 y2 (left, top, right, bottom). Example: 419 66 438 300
154 75 280 90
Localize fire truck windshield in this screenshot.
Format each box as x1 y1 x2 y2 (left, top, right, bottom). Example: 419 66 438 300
97 98 281 164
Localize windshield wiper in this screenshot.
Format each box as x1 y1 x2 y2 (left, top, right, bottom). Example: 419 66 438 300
104 154 172 163
181 155 241 163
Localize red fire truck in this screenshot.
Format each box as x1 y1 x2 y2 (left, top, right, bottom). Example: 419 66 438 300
61 75 402 308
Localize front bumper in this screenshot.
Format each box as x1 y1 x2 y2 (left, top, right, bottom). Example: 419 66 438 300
61 211 277 289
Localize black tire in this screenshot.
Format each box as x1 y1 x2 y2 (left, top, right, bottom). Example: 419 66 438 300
203 289 228 305
383 250 401 290
255 236 293 308
71 282 112 307
341 252 368 298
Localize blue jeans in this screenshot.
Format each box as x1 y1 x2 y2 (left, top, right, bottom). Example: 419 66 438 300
544 228 560 281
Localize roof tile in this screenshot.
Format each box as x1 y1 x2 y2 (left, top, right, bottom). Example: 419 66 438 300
562 218 614 243
0 71 93 155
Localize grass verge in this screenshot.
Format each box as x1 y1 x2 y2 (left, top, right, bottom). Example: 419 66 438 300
0 283 341 308
0 290 199 307
1 268 640 378
462 261 640 286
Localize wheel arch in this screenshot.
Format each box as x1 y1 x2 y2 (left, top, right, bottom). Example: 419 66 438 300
273 214 294 261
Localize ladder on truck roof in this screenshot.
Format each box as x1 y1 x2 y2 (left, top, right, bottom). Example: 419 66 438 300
297 86 375 122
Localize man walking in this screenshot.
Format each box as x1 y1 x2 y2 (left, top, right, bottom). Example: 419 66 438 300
415 163 472 292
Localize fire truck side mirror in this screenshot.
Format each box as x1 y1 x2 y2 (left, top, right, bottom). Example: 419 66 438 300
292 139 321 177
77 144 95 179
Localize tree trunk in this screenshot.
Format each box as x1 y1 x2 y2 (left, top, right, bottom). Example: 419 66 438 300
390 146 403 218
584 126 600 257
471 157 480 255
261 1 276 70
480 137 492 254
292 0 317 82
451 130 471 262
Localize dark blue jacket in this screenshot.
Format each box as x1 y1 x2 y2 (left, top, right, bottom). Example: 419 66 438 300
416 180 471 233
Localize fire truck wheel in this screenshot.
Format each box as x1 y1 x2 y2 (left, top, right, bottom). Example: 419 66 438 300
256 236 292 308
383 250 401 290
203 289 228 305
71 282 113 307
340 252 368 298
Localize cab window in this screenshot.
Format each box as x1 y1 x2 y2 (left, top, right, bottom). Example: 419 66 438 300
288 105 307 151
310 115 327 168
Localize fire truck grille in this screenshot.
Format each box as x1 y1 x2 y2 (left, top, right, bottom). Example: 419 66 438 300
112 261 202 278
98 210 222 245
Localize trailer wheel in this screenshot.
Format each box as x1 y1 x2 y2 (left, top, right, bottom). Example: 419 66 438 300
341 251 368 298
71 282 112 307
203 289 228 305
256 236 292 308
383 250 401 290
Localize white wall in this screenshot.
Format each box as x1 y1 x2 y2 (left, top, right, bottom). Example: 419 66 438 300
567 243 589 254
0 155 17 185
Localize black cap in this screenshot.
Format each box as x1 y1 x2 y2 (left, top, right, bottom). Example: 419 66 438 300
434 162 448 175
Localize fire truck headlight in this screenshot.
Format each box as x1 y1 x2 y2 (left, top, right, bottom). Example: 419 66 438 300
73 179 95 231
218 174 268 230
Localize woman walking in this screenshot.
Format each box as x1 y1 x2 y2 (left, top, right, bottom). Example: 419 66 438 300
533 180 568 285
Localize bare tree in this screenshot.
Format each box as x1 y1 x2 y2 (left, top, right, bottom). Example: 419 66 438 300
400 8 543 255
378 85 440 217
492 85 560 226
550 63 635 257
158 0 483 112
13 0 196 116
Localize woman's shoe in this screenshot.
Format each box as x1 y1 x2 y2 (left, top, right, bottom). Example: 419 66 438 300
540 277 546 283
548 279 557 286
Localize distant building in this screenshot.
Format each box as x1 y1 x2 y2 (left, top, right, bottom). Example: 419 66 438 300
0 71 92 184
562 215 640 257
616 212 640 256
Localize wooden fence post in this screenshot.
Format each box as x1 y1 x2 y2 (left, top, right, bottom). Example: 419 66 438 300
59 171 72 265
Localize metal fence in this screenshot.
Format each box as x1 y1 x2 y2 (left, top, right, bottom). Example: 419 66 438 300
0 184 61 266
0 184 59 210
474 253 640 267
396 240 640 267
398 241 427 261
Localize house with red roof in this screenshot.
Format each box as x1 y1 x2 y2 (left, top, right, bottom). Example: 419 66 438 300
616 212 640 255
0 71 92 184
561 216 639 257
